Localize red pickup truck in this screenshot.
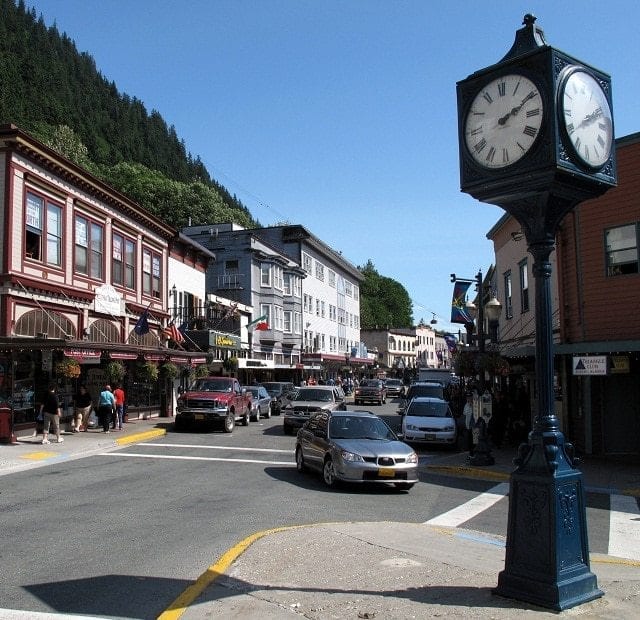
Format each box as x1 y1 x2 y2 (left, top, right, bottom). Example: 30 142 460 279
174 376 252 432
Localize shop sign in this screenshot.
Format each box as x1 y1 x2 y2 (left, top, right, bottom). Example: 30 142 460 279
572 356 607 375
110 352 139 360
94 284 123 316
209 331 240 349
64 349 101 364
610 355 630 374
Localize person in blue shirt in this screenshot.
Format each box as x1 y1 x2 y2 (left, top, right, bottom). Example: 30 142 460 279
97 384 116 433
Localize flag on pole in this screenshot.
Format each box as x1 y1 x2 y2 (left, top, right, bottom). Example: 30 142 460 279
444 334 458 353
450 281 474 324
133 307 150 335
247 314 268 330
162 321 184 343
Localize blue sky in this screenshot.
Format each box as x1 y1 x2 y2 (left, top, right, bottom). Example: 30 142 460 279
28 1 640 334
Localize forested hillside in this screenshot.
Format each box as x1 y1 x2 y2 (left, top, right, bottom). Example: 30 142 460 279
0 0 256 228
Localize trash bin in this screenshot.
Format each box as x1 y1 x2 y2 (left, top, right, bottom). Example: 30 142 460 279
0 403 15 444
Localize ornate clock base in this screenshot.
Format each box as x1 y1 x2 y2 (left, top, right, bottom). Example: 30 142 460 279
493 428 603 610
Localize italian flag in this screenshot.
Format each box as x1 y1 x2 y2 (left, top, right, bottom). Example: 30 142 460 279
247 314 269 331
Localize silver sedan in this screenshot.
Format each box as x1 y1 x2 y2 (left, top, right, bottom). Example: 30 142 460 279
295 410 419 491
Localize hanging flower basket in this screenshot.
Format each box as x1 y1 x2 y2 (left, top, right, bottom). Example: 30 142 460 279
223 357 238 372
55 358 81 379
160 362 179 381
134 361 158 383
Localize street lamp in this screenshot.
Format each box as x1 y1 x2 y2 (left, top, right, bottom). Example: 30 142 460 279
451 271 502 466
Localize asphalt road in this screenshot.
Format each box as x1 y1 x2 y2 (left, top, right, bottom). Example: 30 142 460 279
0 398 620 619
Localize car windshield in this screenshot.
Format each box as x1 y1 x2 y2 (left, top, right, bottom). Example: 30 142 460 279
247 387 261 397
294 388 334 402
191 379 232 392
406 401 451 418
386 380 401 386
329 416 395 440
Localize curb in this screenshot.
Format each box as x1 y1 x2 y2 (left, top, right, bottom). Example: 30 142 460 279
116 428 167 445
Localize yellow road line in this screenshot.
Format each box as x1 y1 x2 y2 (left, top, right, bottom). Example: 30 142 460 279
157 525 303 620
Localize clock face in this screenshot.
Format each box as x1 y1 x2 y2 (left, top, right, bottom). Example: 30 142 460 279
560 69 613 168
464 74 543 169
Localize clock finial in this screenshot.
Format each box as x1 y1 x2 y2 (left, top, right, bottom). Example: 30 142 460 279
499 14 547 62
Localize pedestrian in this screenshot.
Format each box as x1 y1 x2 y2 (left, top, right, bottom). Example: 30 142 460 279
73 384 93 432
40 383 63 444
112 383 125 430
97 384 116 433
463 393 475 456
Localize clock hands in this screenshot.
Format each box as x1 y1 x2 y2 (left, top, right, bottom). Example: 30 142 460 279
497 90 538 126
576 107 603 130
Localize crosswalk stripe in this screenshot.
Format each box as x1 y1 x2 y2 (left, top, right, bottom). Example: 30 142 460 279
141 443 293 454
608 494 640 560
424 482 509 527
101 452 294 466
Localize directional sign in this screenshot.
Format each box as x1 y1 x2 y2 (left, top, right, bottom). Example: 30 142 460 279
572 356 607 375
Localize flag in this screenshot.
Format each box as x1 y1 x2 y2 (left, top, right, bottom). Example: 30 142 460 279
223 303 238 319
162 322 184 343
247 314 268 330
450 281 474 324
444 334 458 353
133 308 150 335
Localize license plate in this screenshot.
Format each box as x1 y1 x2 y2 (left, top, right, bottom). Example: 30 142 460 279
425 433 436 441
378 467 395 477
195 414 205 421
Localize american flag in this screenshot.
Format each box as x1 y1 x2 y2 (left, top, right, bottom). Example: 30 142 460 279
162 322 184 343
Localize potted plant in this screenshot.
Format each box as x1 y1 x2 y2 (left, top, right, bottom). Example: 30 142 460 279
134 361 158 383
105 361 126 385
160 362 179 381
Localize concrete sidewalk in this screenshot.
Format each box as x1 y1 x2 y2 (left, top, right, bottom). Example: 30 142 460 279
169 521 640 620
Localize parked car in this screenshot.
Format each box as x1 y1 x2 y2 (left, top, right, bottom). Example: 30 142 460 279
261 381 296 416
246 385 272 421
398 381 446 414
400 396 457 447
353 379 387 405
384 378 406 398
295 410 419 490
282 385 347 435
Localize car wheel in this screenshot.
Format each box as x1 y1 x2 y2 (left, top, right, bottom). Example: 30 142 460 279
394 482 414 491
295 447 307 473
242 408 250 426
223 412 235 433
263 406 271 419
250 408 259 422
323 458 337 487
283 424 293 436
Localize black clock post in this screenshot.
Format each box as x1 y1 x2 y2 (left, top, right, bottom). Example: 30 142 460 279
457 15 616 611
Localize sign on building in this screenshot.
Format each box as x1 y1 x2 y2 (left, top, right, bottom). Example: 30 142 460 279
572 356 607 376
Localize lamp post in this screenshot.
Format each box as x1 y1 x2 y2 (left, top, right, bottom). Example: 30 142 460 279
451 271 503 466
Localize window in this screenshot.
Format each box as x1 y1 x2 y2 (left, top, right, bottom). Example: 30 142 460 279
519 259 529 313
113 233 136 288
315 261 324 281
302 253 312 273
25 192 63 267
293 276 301 297
283 310 292 333
345 281 353 297
328 270 336 287
303 294 313 313
75 215 103 279
274 305 284 330
294 311 302 334
316 299 321 316
606 224 638 275
503 271 513 319
225 259 239 273
260 262 271 286
283 273 292 296
260 304 271 328
143 248 162 298
274 265 283 290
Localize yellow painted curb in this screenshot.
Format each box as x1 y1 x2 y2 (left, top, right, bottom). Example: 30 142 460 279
426 464 510 482
157 525 303 620
115 428 167 446
20 451 58 461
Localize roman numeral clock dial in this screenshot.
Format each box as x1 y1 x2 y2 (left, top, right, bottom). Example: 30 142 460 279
464 74 543 169
560 68 613 168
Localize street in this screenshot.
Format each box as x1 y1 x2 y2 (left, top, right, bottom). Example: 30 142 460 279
0 398 637 619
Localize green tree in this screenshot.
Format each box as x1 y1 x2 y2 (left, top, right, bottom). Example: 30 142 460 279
359 260 413 329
